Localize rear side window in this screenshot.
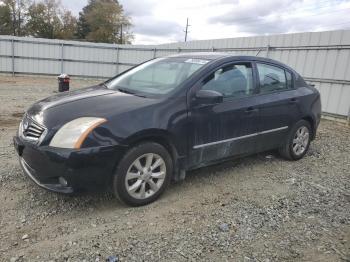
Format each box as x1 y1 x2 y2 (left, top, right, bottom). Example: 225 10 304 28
201 63 254 99
257 63 290 93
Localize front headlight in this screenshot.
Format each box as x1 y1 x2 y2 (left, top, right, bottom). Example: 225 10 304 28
49 117 107 149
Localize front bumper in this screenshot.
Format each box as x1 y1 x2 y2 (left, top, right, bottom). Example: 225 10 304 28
13 136 126 193
19 156 74 193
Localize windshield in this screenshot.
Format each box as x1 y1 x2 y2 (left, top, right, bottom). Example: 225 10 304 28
106 57 209 95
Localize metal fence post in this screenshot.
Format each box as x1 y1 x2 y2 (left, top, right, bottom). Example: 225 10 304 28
60 43 64 74
153 48 157 58
11 39 15 76
266 45 271 58
115 47 120 75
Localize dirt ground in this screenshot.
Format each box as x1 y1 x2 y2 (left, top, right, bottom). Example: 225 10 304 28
0 75 349 262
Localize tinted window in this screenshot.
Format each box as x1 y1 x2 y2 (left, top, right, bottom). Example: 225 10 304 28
257 63 288 93
201 63 254 98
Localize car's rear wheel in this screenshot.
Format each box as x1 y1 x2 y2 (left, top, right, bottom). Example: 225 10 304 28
113 142 172 206
279 120 311 160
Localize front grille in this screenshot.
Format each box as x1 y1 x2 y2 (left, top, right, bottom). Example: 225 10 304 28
21 116 46 142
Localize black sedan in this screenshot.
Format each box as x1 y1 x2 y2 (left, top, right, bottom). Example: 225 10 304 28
13 53 321 206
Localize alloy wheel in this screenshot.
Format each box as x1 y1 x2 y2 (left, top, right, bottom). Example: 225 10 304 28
125 153 166 199
292 126 309 156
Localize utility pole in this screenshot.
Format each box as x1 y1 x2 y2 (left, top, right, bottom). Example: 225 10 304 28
120 23 123 44
184 18 190 42
17 0 20 36
11 1 16 36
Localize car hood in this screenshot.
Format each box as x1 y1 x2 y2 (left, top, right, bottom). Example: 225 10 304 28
26 85 158 128
31 85 116 112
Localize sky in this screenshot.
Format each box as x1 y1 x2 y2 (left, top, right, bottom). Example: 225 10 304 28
61 0 350 45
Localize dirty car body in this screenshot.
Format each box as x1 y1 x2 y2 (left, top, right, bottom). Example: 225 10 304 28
13 53 321 205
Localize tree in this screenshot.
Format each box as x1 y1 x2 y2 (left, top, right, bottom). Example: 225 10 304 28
0 0 134 43
0 4 12 35
57 10 77 39
0 0 29 36
26 0 76 40
75 1 94 40
76 0 133 44
26 0 62 38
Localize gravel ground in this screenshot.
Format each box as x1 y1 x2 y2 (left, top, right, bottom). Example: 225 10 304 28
0 75 349 262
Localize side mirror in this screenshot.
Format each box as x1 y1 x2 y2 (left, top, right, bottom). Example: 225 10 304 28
195 90 223 105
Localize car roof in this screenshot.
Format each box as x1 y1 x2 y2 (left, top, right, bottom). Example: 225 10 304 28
168 52 293 71
168 52 232 60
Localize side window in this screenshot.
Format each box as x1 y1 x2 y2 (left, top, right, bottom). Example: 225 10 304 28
201 63 254 98
257 63 288 93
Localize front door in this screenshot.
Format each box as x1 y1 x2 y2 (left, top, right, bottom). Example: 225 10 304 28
188 61 260 168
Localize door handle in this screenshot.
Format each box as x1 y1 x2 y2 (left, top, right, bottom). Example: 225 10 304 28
245 106 258 113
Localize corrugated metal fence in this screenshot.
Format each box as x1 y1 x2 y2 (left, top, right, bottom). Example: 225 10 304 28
0 30 350 118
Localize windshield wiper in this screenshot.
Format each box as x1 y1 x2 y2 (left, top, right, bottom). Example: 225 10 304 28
117 88 136 94
117 88 146 97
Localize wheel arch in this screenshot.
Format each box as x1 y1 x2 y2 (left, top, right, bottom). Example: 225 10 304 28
126 129 178 156
301 115 316 140
123 129 186 181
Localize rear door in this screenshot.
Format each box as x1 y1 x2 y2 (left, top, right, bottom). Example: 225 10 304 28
254 62 301 152
188 61 260 168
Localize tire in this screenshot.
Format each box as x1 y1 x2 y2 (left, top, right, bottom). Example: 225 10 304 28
279 120 312 161
113 142 173 206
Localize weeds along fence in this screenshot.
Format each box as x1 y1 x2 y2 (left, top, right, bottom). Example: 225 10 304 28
0 30 350 119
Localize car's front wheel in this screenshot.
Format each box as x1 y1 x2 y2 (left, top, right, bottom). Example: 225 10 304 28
279 119 312 160
113 142 173 206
